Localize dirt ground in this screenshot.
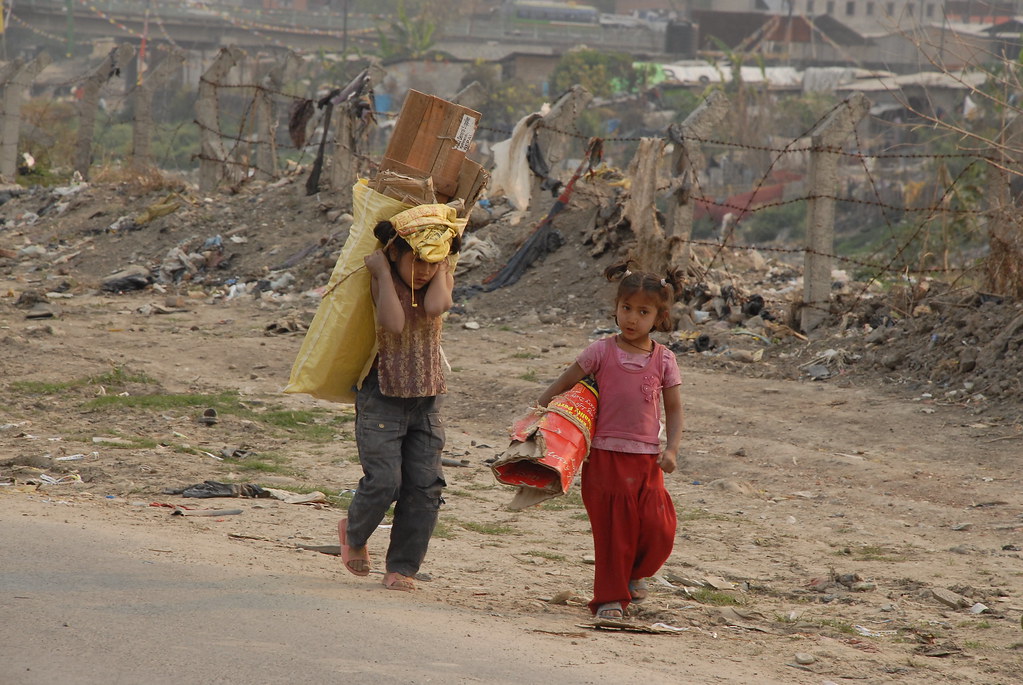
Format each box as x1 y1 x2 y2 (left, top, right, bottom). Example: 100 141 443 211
2 172 1023 684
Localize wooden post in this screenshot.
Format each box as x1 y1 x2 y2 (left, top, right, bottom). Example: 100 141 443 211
983 114 1023 300
253 50 301 181
0 52 51 180
666 90 729 275
801 92 869 333
73 43 135 179
131 49 185 170
529 85 592 206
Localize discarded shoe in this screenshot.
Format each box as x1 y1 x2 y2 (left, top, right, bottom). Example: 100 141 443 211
198 408 218 425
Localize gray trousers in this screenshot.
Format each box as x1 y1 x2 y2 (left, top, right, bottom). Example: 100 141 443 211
345 369 446 577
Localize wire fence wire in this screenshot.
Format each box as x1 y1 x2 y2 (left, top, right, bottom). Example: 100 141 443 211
12 60 1013 316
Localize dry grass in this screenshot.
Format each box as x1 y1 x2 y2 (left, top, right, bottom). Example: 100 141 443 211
91 164 188 193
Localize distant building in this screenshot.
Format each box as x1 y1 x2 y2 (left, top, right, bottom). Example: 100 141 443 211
697 1 1018 35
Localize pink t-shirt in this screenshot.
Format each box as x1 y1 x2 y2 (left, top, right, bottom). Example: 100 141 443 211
577 337 682 454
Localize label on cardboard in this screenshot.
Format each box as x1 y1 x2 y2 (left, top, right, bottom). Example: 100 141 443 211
453 114 477 152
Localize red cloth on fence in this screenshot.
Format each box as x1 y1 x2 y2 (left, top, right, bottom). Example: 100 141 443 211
582 447 677 615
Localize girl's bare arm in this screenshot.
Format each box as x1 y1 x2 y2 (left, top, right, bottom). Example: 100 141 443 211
538 362 587 407
422 261 454 317
659 383 683 473
366 250 405 334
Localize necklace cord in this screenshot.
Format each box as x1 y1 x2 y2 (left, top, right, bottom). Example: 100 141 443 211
617 334 653 354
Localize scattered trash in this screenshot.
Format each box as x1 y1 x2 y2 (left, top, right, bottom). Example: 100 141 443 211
580 620 716 636
262 488 327 505
101 265 152 292
913 642 963 657
37 473 82 485
853 624 898 638
171 507 243 517
162 481 269 498
441 457 471 467
265 317 307 335
798 348 859 377
724 348 763 363
931 587 971 609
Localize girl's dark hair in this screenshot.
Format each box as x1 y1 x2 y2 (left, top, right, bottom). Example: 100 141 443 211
373 220 462 256
603 260 683 332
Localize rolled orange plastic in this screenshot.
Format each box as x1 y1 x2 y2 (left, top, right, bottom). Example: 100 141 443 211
491 379 597 508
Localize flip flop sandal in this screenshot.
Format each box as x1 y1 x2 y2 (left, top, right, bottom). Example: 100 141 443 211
629 578 649 602
595 602 624 620
382 572 415 592
338 518 370 577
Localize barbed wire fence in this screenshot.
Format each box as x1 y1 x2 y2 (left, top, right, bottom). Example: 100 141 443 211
1 43 1018 330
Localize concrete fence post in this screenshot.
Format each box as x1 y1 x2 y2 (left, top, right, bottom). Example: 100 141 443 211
801 92 869 333
452 81 486 111
325 63 384 208
74 43 135 179
0 52 51 180
530 85 592 206
197 46 245 193
665 89 729 275
131 49 185 170
253 50 301 181
623 137 667 274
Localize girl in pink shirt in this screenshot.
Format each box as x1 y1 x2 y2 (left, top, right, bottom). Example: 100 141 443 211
539 261 683 620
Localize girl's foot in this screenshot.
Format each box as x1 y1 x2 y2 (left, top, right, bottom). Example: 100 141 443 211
338 518 370 577
382 571 416 592
629 578 649 602
595 602 624 620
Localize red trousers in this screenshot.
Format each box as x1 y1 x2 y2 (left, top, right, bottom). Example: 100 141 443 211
582 447 677 614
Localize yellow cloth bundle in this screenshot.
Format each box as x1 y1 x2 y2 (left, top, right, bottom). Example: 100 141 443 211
390 203 460 263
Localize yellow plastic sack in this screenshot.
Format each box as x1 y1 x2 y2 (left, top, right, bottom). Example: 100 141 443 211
285 180 467 403
284 180 412 403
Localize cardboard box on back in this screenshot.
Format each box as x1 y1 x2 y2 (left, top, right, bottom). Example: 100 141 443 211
374 90 488 210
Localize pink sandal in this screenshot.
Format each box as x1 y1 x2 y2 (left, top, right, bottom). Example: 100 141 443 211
382 572 415 592
338 518 370 577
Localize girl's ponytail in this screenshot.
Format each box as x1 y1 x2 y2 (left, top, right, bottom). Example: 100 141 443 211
603 260 634 282
662 267 684 301
373 220 397 245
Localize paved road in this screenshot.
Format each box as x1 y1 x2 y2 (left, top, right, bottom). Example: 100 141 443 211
2 513 653 685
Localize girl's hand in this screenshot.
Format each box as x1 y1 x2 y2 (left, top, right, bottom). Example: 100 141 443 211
657 449 677 474
364 249 390 276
